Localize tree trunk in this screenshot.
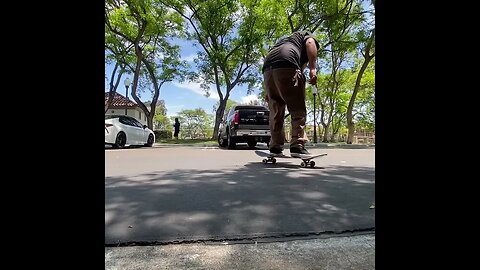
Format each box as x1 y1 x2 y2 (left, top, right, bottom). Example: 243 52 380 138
212 99 227 140
147 115 153 130
211 64 229 140
321 123 329 142
141 56 165 130
105 63 124 113
329 132 336 142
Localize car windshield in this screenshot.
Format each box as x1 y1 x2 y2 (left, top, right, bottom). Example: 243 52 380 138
105 115 121 120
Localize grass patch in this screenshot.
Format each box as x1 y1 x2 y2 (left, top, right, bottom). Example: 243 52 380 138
157 138 217 145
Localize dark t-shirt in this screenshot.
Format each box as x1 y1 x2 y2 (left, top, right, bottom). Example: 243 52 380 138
262 31 320 73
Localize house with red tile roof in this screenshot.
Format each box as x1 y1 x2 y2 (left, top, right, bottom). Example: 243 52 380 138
105 92 148 125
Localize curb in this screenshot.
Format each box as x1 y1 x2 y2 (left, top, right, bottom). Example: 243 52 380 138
153 143 375 149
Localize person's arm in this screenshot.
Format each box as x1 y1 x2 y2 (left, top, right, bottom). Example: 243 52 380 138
305 37 318 85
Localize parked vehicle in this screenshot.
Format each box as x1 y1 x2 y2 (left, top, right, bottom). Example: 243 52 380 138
218 105 270 149
105 115 155 148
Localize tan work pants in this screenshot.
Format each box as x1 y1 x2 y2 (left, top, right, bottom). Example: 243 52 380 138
264 68 307 149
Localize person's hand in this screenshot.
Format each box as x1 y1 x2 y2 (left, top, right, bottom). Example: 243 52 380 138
308 68 317 85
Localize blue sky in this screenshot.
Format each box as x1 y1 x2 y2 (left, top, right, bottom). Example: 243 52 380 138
105 38 262 117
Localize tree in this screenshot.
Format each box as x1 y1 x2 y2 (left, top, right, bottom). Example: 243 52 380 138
276 0 367 55
164 0 269 139
319 26 358 142
105 0 186 129
105 3 134 113
309 71 350 142
176 108 214 139
346 27 375 144
351 58 375 131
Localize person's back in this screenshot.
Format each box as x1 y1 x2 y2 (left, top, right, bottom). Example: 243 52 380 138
263 31 314 72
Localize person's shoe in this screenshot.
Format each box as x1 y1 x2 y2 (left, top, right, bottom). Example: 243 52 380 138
290 145 311 156
269 146 283 155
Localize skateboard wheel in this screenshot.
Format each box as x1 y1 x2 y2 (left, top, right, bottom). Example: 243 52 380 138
262 159 267 164
271 158 276 164
309 161 315 168
300 162 306 167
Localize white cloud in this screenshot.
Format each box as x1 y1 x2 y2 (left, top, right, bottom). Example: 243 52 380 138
166 105 185 117
173 81 220 100
182 54 196 62
166 104 184 110
239 94 259 104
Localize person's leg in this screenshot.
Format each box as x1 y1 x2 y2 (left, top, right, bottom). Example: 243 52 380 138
268 97 286 151
264 70 285 153
272 69 308 154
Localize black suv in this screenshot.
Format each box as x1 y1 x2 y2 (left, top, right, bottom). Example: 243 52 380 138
218 105 270 149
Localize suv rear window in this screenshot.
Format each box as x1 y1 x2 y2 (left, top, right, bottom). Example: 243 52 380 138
234 105 268 110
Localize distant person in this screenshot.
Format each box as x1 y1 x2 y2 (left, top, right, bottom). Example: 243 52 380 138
262 30 320 156
173 118 180 143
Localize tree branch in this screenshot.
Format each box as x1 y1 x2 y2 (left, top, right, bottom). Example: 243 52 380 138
287 0 300 32
171 2 213 60
105 15 135 43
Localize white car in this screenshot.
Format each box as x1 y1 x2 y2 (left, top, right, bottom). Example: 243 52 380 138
105 115 155 148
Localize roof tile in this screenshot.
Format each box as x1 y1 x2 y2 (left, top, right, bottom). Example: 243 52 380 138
105 92 137 108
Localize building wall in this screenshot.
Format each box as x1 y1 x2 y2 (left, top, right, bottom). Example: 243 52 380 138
105 108 147 125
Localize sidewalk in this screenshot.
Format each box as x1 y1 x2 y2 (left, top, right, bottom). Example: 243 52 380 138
105 233 375 270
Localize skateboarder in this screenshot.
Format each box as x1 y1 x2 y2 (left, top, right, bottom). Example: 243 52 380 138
262 31 320 156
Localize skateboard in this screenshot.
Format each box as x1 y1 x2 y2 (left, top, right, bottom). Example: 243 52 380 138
254 150 327 168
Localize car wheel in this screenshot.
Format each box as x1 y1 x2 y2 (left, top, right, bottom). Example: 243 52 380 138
145 134 154 147
227 132 236 149
248 141 257 149
114 132 126 149
218 133 227 147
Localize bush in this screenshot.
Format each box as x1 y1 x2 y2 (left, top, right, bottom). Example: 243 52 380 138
154 130 172 141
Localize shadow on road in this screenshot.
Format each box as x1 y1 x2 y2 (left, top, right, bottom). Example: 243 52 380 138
105 162 375 245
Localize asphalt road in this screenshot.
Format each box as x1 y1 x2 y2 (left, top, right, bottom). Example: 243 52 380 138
105 144 375 244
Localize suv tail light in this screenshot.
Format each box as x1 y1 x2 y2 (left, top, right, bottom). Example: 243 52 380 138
234 110 239 125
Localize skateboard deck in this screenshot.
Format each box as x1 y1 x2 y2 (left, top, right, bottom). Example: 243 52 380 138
254 150 327 168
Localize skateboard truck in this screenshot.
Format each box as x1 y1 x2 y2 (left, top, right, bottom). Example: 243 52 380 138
262 156 278 165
